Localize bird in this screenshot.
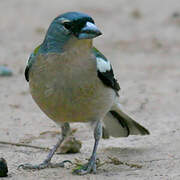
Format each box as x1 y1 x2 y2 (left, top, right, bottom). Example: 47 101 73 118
19 12 149 175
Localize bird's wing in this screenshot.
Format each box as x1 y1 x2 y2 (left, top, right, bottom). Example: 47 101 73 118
25 45 41 82
92 47 120 95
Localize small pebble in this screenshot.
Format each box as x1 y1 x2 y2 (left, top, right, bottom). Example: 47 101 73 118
130 9 142 19
0 158 8 177
0 66 13 76
172 12 180 18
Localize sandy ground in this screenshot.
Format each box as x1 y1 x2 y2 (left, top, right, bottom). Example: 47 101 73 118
0 0 180 179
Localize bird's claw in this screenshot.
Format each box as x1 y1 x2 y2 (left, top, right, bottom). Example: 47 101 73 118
73 159 96 175
18 160 72 170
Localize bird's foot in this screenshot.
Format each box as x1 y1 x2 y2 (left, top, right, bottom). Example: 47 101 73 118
18 160 72 170
73 158 96 175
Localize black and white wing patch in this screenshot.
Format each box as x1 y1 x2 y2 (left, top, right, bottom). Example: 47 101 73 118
96 56 120 95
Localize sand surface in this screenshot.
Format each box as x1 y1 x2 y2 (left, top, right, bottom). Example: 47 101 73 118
0 0 180 179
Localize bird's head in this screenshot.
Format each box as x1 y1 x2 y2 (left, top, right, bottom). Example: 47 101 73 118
44 12 102 44
42 12 102 52
53 12 102 39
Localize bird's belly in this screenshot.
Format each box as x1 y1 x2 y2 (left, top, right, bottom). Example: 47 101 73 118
29 53 115 123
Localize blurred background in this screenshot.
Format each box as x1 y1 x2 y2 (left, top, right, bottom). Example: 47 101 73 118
0 0 180 179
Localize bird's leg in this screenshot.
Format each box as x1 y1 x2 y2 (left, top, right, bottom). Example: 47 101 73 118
18 122 71 170
74 120 102 175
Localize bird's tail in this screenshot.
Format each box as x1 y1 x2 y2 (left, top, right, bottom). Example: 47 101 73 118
102 103 149 138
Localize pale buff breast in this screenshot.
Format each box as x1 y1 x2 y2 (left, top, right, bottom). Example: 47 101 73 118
29 51 116 123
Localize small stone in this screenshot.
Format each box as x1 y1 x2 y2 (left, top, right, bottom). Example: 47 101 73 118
172 12 180 18
131 9 142 19
0 66 13 76
0 158 8 177
57 136 82 154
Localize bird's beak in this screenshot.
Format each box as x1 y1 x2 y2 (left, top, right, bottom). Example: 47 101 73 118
78 22 102 39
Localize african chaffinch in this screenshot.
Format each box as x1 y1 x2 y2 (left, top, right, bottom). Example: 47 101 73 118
20 12 149 175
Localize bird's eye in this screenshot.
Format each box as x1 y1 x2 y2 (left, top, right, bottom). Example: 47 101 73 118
63 22 71 29
60 18 71 29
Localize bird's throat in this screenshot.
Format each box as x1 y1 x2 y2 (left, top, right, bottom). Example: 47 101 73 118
63 37 92 52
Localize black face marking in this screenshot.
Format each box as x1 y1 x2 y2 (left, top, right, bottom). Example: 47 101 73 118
55 12 95 37
62 18 94 37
